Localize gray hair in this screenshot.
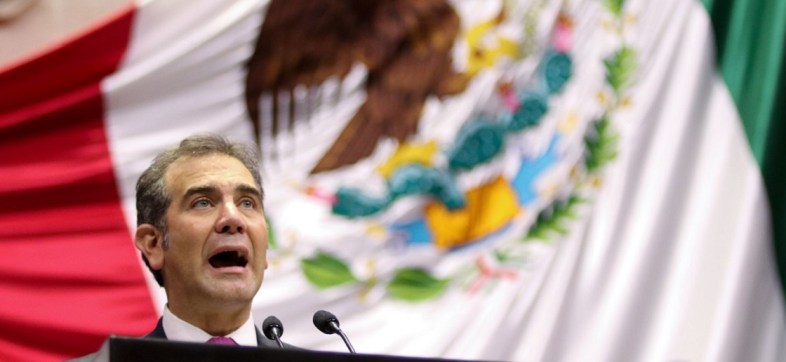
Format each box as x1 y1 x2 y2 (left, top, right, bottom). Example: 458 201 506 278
136 134 263 286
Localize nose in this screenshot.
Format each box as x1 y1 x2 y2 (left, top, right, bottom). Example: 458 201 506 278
215 201 245 234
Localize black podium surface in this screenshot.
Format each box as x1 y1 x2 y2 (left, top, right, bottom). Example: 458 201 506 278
90 336 475 362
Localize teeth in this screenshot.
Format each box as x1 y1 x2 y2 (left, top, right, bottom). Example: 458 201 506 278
235 251 247 262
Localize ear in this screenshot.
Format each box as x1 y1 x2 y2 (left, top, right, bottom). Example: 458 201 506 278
135 224 165 270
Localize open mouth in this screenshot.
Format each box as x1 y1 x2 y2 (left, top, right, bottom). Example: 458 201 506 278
208 250 248 269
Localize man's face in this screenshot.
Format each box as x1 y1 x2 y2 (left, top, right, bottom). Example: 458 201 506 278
158 154 268 310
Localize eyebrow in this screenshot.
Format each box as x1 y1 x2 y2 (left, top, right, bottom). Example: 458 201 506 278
182 185 218 201
182 184 264 202
236 184 264 202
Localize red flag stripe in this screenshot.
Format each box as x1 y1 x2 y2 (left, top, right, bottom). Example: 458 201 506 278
0 5 157 362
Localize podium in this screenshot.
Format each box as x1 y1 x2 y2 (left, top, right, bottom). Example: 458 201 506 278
89 336 474 362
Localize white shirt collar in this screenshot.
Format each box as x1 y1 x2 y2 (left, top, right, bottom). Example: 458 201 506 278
162 306 258 347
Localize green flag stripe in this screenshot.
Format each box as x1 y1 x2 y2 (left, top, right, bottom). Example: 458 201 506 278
702 0 786 289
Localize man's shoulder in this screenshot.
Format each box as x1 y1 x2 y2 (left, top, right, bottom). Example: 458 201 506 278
64 319 162 361
63 352 98 362
66 318 299 360
146 317 167 339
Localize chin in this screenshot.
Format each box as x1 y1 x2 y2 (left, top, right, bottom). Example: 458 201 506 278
204 279 260 303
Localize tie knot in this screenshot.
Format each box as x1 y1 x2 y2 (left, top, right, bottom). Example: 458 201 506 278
206 336 237 345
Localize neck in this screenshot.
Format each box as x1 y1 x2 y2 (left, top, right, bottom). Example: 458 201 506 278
166 300 251 336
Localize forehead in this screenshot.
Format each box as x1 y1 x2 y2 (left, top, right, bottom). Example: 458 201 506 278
163 154 257 195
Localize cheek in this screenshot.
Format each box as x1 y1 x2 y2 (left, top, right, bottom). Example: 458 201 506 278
254 232 269 254
252 222 269 257
177 217 214 239
254 216 269 240
167 221 209 258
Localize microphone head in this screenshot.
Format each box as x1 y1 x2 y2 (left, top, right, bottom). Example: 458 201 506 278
262 315 284 340
313 310 339 334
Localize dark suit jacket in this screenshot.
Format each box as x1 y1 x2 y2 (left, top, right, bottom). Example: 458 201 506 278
66 317 296 361
145 317 295 349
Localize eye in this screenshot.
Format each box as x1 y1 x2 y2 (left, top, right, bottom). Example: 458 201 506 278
239 198 256 209
192 199 211 208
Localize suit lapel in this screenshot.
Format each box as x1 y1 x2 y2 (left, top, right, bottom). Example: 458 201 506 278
145 317 167 339
146 317 282 349
256 326 281 348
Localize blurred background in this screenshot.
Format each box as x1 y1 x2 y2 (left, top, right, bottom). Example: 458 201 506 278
1 0 785 361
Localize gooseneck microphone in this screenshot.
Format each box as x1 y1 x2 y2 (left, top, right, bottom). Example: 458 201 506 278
262 315 285 348
312 310 356 354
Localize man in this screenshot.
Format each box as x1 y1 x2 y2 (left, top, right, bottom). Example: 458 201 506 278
133 133 279 346
72 134 286 361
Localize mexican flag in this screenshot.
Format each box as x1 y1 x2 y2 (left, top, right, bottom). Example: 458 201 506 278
0 0 784 361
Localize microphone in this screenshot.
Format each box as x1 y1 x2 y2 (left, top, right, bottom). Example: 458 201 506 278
313 310 356 354
262 315 285 348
